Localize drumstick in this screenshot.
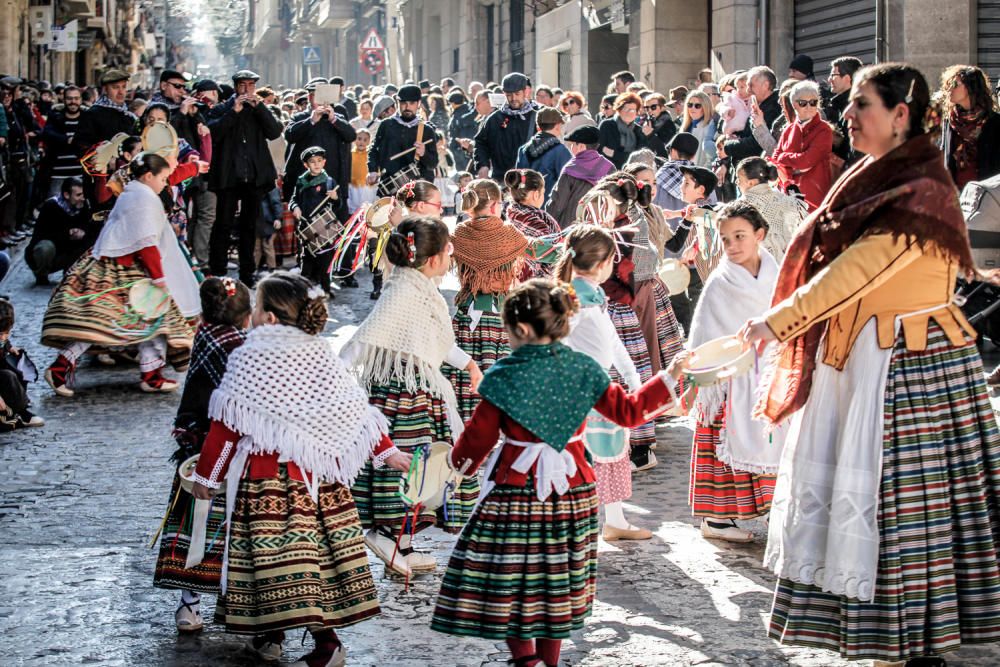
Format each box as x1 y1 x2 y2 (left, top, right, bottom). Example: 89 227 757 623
388 138 434 161
307 185 340 219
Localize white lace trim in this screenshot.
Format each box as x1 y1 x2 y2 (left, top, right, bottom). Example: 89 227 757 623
372 445 401 469
191 471 220 490
207 439 234 486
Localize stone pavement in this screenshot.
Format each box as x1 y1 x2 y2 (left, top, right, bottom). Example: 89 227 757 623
2 246 1000 666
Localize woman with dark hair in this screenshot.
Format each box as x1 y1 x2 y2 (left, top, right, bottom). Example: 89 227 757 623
597 93 647 169
734 157 806 261
742 62 1000 665
938 65 1000 189
427 93 449 135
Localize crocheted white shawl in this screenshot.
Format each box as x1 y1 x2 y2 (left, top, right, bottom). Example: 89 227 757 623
208 324 389 488
343 266 458 409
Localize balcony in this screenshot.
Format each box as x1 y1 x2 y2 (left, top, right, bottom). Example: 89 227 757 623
249 0 283 52
315 0 353 29
60 0 96 20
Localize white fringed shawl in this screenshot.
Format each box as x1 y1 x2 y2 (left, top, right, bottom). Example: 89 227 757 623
208 324 389 491
342 266 459 410
91 180 201 317
688 247 785 474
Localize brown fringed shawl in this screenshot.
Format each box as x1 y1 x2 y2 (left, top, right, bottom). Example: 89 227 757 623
757 134 974 425
451 215 528 301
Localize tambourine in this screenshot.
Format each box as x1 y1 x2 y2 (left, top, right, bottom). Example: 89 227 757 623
687 335 755 387
142 121 179 159
178 454 227 494
365 196 397 233
399 442 460 511
575 191 618 229
81 132 130 176
657 258 691 296
91 210 110 225
129 278 171 320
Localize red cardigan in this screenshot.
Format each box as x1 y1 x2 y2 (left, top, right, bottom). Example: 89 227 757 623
771 117 833 211
450 373 676 488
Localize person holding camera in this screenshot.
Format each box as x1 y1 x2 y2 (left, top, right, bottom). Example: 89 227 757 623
597 92 648 169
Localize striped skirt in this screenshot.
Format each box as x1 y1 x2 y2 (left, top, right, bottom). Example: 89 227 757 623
443 305 510 422
431 481 599 640
769 325 1000 660
220 467 380 635
652 279 686 369
41 255 194 370
690 409 776 519
607 301 655 451
352 379 479 533
153 475 227 593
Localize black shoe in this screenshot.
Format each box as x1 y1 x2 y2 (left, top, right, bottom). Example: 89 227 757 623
370 290 381 300
905 658 946 667
341 276 359 288
34 275 51 287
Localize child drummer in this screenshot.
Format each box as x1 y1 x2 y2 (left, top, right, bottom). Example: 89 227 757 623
291 146 341 298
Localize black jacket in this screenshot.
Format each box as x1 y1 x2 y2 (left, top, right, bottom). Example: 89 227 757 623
282 109 356 217
25 198 98 271
946 112 1000 184
722 91 782 164
597 117 648 169
642 114 678 160
824 90 860 165
206 96 283 193
473 107 537 179
367 116 439 182
72 104 136 153
448 103 478 171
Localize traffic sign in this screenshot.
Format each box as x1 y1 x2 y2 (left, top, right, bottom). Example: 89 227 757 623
360 28 384 51
302 45 321 66
360 49 385 75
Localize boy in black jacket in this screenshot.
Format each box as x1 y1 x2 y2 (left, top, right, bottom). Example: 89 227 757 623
290 146 341 296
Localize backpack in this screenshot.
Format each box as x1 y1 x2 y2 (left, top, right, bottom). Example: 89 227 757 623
960 173 1000 269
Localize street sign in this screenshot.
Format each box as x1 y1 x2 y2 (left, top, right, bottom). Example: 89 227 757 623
29 6 52 44
302 45 321 66
361 28 384 51
360 49 385 76
50 20 78 53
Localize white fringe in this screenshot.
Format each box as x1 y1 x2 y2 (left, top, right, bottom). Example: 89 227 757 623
351 341 459 406
209 390 389 488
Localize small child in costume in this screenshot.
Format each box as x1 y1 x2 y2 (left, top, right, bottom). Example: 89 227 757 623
153 277 251 634
291 146 340 297
431 278 689 667
502 168 561 280
348 129 377 213
343 216 483 577
0 298 43 431
190 271 410 666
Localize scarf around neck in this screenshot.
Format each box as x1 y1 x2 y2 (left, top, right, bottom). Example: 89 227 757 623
392 114 421 128
92 94 137 119
615 116 638 155
525 132 562 160
563 149 615 184
501 101 537 119
189 323 247 388
571 277 606 309
477 342 610 452
209 324 389 487
757 134 974 425
949 106 986 174
345 266 458 405
297 169 330 188
52 195 83 217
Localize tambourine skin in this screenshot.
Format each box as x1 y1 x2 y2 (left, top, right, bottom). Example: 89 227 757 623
142 121 179 159
657 258 691 296
687 335 755 387
399 442 457 510
365 197 396 233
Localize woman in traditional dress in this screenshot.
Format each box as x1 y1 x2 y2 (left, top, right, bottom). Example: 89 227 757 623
190 271 409 666
687 200 785 543
733 156 807 263
502 168 561 279
445 179 527 421
344 216 483 577
42 152 200 396
153 277 251 633
431 278 689 667
742 62 1000 666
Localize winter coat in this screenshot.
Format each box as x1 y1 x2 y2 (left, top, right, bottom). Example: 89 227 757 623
282 109 356 219
515 132 572 200
205 96 283 193
473 107 537 179
597 117 647 169
721 91 783 164
771 117 834 211
448 104 478 171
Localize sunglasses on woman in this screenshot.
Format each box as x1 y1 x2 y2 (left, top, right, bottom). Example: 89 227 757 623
796 99 819 108
562 100 578 107
687 102 702 109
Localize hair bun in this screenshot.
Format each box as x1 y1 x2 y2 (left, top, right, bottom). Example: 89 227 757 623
296 294 328 335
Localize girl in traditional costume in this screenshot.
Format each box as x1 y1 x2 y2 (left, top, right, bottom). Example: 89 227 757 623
502 168 560 279
431 278 689 667
742 63 1000 665
190 271 409 667
445 178 528 420
42 153 200 396
153 277 251 633
558 225 652 541
687 201 785 543
344 216 483 577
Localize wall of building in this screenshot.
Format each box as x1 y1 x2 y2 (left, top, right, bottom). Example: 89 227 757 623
0 0 30 77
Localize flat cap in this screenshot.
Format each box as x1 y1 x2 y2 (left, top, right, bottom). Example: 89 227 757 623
564 125 599 144
502 72 529 93
304 76 327 92
193 79 220 93
100 69 130 85
667 132 699 157
447 90 466 105
372 94 395 118
159 69 185 83
300 146 327 161
0 76 22 89
396 84 422 102
231 70 260 83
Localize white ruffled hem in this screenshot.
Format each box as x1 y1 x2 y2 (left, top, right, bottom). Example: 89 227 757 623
764 548 876 602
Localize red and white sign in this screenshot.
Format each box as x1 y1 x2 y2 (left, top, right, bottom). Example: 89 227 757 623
360 28 384 51
360 49 385 75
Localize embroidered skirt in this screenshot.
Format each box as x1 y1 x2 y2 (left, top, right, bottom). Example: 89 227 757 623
352 379 479 533
218 466 380 634
768 325 1000 661
689 409 776 519
443 304 510 422
40 255 194 370
430 481 599 640
153 475 227 594
652 279 686 369
607 301 655 451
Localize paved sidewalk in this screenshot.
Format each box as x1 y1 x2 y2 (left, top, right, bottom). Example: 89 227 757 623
1 248 999 666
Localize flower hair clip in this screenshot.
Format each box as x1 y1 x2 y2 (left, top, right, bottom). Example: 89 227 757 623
561 281 579 308
221 277 237 297
520 170 527 187
306 285 325 300
406 231 417 263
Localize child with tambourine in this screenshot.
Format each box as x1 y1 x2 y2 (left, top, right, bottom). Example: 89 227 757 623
153 277 251 634
431 278 689 667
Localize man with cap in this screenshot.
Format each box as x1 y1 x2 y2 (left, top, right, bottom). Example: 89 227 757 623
365 84 438 191
282 77 356 221
72 69 135 156
329 77 356 120
653 132 706 214
205 70 283 285
151 69 207 166
546 124 614 228
515 106 571 200
472 72 537 180
186 79 223 267
447 90 477 171
0 76 40 243
371 94 396 122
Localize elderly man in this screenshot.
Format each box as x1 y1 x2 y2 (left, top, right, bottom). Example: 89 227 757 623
206 70 283 285
719 65 782 165
473 72 537 180
72 69 135 153
26 178 97 286
283 77 357 219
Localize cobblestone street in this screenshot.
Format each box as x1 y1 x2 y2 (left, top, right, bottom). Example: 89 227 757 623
3 247 1000 667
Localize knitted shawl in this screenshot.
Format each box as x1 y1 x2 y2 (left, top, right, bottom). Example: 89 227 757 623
208 324 389 487
452 215 528 300
344 266 459 408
